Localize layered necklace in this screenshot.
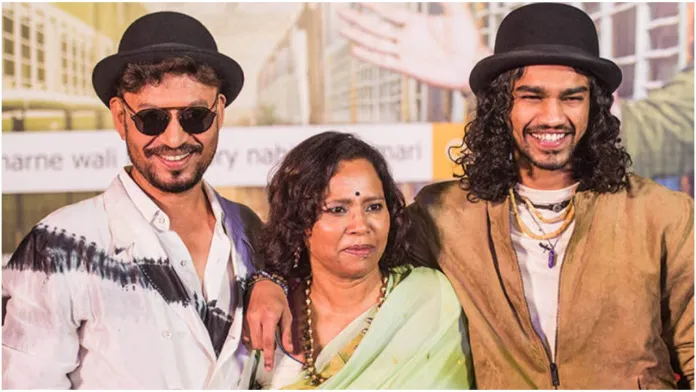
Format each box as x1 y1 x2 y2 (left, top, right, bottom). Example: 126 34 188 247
301 273 389 386
509 188 576 268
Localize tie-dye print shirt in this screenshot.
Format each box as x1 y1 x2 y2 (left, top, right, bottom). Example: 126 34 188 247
2 168 263 389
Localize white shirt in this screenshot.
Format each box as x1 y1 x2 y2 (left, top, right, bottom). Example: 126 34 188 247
2 168 258 389
120 168 235 317
509 183 578 360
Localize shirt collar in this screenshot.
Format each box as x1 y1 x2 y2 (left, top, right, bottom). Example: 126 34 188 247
118 166 224 231
202 178 225 225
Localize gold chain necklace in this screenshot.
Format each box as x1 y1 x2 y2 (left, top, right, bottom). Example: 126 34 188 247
302 274 388 386
509 188 576 241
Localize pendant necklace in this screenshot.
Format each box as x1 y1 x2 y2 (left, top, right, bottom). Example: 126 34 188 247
525 202 565 269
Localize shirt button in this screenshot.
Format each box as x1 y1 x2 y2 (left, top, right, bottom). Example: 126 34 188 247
162 330 172 338
158 217 165 224
180 260 187 267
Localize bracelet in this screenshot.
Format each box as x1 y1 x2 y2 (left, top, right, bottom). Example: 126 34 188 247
247 270 289 297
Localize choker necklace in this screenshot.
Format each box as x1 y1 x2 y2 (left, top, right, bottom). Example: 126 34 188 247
302 273 389 386
520 192 575 224
513 191 572 213
530 199 571 213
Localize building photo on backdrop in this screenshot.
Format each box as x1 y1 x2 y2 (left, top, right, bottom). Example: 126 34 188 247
1 1 694 260
0 1 694 390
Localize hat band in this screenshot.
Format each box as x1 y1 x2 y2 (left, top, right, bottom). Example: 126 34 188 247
116 42 217 57
496 43 598 58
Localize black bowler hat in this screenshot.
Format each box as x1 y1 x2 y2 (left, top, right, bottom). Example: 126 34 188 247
92 11 244 108
469 3 622 95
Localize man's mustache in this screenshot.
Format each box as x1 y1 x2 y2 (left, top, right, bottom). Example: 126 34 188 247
144 144 202 158
523 123 576 135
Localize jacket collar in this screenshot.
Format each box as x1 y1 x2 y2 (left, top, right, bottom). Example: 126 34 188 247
212 190 256 279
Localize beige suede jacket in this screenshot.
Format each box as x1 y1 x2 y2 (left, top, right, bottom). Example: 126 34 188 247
407 174 694 389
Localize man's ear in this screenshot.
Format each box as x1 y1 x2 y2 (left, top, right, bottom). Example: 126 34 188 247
217 93 226 125
109 96 126 141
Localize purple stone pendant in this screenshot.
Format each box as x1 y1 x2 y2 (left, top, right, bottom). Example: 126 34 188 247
548 249 556 269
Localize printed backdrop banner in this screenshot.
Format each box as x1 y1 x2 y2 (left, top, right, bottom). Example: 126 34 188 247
2 2 693 253
2 124 434 193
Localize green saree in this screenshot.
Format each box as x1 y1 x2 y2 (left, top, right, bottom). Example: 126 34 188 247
279 266 474 389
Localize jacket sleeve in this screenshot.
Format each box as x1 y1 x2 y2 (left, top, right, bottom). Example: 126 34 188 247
404 200 442 271
660 194 694 388
236 203 266 271
2 228 82 389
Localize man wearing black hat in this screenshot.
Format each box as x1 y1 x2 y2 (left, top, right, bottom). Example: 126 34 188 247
246 3 694 389
3 12 263 389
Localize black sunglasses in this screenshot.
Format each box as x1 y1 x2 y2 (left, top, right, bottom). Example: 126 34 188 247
120 97 219 136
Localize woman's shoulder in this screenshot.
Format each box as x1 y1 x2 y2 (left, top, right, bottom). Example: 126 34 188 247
393 265 449 281
385 266 462 329
392 266 458 298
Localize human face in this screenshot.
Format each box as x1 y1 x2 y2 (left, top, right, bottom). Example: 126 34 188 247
305 159 390 281
110 73 225 194
510 65 590 171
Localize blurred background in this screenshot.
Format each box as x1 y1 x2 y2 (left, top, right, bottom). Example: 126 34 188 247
2 2 694 259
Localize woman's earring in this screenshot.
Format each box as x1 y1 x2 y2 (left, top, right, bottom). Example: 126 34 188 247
292 247 301 269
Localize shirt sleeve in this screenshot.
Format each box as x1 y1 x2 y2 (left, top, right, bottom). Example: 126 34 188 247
2 227 84 389
619 67 694 180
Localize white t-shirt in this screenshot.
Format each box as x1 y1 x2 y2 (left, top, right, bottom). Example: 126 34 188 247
509 183 578 360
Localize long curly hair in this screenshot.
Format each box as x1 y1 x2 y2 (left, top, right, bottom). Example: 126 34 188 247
262 131 410 279
456 67 632 203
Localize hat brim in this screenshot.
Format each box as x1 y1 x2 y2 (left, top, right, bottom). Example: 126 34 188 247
469 46 622 95
92 44 244 108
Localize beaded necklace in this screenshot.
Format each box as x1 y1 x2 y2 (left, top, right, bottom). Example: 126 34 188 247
301 274 389 386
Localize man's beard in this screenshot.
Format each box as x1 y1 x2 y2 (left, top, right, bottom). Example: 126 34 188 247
515 122 577 171
125 123 216 193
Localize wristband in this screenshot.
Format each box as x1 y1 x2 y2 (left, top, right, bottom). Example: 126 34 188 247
247 270 289 297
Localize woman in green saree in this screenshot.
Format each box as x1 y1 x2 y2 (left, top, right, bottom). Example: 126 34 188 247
244 131 473 389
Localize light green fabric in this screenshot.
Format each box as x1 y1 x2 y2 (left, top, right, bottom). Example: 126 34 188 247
620 67 694 179
303 266 473 390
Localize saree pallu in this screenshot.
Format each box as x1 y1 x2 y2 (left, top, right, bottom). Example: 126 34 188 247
283 266 473 389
